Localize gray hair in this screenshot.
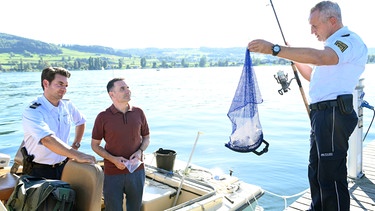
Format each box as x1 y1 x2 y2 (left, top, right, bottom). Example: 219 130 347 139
311 1 342 23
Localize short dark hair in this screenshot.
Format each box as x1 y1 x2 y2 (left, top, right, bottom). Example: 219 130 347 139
107 78 125 93
41 67 71 90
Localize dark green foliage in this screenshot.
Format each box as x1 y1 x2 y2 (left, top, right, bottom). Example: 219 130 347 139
0 33 62 54
1 32 374 72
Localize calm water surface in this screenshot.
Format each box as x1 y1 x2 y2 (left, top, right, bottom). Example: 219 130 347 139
1 65 374 210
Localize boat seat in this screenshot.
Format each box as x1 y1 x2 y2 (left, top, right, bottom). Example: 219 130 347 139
141 178 177 211
61 160 104 211
0 173 19 202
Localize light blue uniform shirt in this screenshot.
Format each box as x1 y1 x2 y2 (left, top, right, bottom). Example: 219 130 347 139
22 95 86 164
309 26 368 104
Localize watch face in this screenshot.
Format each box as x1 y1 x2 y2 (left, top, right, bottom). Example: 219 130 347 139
274 45 280 52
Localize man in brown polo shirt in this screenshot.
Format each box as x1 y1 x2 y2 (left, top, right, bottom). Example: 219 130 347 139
91 78 150 211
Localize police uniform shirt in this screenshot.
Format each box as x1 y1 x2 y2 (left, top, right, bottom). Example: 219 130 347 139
309 26 368 104
23 95 86 164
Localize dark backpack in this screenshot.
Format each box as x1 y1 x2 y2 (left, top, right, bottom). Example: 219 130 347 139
6 175 76 211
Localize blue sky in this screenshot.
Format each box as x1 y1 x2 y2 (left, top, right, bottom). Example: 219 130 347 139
2 0 374 49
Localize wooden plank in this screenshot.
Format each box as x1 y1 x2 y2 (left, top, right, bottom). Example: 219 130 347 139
287 139 375 210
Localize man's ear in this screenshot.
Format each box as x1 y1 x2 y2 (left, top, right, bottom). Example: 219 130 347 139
329 16 337 25
108 91 114 99
42 79 49 88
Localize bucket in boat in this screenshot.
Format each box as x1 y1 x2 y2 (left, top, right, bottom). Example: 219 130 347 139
155 148 176 172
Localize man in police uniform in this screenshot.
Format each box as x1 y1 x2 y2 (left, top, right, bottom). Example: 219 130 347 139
248 1 367 210
22 67 96 180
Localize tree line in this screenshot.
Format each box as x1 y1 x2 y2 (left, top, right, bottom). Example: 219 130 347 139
2 53 375 72
0 54 239 72
1 33 375 72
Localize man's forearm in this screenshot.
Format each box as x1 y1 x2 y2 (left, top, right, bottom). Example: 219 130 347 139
139 135 150 152
74 123 85 144
41 135 81 160
91 139 117 162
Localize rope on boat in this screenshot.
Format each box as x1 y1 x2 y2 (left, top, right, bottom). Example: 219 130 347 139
246 190 264 211
264 188 308 210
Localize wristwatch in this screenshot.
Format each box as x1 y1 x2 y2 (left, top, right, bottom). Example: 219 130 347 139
73 142 81 148
272 44 281 56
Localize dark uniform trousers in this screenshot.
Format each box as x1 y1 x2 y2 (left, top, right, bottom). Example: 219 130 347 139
308 100 358 211
30 159 68 180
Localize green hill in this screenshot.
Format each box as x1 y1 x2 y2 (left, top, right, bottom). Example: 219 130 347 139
0 33 62 55
0 32 251 72
1 32 374 72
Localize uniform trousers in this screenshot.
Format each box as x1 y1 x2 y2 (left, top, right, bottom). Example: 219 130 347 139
308 105 358 211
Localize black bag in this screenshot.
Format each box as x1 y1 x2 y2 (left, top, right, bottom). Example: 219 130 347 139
6 175 75 211
337 94 354 115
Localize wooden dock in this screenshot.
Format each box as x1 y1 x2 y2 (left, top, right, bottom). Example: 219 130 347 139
286 140 375 211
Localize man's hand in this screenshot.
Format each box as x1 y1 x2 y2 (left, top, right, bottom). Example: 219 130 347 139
248 39 274 55
129 150 142 161
75 152 96 164
113 156 127 170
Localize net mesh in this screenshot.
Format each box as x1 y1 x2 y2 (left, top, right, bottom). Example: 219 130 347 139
225 49 266 153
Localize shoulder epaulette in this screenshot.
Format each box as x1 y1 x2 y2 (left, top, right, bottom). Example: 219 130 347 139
62 99 70 101
29 102 41 109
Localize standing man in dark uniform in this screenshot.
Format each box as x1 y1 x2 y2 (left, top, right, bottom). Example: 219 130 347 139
248 1 367 210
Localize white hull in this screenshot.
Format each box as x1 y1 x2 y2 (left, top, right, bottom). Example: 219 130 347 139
0 153 264 211
141 153 264 211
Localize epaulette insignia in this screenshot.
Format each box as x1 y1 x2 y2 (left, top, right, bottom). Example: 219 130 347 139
334 40 348 53
30 102 41 109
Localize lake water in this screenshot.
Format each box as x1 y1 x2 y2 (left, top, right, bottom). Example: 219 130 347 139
1 65 374 210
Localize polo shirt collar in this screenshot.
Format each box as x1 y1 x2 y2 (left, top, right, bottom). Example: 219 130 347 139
110 103 133 114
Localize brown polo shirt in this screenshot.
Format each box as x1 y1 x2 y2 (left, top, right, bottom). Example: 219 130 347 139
92 104 149 175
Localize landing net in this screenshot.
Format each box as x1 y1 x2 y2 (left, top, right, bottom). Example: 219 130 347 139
225 49 268 155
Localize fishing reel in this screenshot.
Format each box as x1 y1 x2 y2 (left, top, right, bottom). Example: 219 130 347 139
274 70 294 95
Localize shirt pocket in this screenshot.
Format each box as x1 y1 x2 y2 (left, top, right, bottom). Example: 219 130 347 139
61 111 72 126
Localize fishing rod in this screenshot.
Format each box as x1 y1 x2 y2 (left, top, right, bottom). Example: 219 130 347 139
269 0 310 117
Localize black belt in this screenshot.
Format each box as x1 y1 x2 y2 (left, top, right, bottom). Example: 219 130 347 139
309 100 338 110
32 158 68 169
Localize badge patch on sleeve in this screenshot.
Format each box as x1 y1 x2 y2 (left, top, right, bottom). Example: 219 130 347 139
334 40 348 52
